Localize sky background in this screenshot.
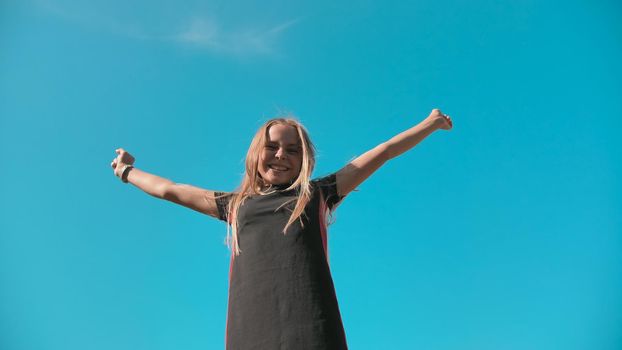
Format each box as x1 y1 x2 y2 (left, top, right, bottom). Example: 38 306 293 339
1 0 621 349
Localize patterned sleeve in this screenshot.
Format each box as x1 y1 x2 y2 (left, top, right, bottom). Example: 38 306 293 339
312 173 346 212
213 191 234 222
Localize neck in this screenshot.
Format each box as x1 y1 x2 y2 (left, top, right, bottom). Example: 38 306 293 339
260 180 295 192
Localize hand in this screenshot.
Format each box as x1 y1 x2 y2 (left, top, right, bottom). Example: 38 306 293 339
111 148 136 179
426 108 453 130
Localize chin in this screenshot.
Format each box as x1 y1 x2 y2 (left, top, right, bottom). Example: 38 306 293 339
269 176 294 185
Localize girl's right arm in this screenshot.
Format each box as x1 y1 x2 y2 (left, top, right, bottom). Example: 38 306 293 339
110 148 222 219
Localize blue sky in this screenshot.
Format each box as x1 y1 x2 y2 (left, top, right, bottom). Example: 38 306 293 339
1 0 620 349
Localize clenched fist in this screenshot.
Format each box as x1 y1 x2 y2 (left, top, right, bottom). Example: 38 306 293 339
426 109 453 130
110 148 135 179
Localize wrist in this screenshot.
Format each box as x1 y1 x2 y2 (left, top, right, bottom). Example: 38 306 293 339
120 164 134 183
423 117 442 131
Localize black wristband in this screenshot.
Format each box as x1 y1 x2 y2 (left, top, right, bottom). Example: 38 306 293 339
121 165 134 183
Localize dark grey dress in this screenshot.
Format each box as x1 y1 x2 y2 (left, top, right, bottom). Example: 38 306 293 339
214 173 348 350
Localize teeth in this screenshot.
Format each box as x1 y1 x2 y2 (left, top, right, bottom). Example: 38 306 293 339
270 165 288 171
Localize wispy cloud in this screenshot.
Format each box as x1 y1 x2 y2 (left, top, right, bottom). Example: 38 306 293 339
172 17 300 56
36 0 300 57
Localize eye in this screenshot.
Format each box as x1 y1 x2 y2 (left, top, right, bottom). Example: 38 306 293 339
287 149 299 154
265 145 277 150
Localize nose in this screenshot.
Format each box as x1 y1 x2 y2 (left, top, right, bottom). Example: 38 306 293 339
275 148 286 159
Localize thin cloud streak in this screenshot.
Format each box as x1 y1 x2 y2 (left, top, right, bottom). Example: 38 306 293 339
36 0 300 57
172 17 301 56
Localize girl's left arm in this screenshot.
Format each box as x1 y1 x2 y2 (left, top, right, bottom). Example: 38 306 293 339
335 109 453 196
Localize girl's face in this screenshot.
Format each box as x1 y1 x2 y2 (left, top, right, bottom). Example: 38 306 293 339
258 124 303 186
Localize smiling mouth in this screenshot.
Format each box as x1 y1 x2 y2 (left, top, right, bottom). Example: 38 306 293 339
269 164 289 172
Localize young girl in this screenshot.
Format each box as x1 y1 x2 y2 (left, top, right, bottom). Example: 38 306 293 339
110 109 452 349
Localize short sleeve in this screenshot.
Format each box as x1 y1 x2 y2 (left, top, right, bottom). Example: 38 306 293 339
312 173 346 212
213 191 234 222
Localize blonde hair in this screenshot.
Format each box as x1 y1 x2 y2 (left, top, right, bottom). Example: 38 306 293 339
218 117 317 256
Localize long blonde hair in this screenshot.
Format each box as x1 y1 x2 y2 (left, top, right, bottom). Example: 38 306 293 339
220 117 316 256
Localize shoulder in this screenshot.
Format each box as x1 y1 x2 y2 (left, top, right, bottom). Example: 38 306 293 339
310 173 345 211
311 173 338 188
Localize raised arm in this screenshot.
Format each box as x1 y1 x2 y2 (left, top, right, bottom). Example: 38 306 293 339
110 148 223 219
334 109 453 196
